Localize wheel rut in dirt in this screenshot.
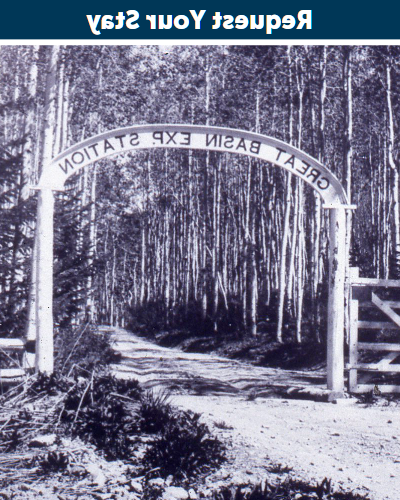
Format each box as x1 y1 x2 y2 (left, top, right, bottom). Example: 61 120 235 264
106 327 325 398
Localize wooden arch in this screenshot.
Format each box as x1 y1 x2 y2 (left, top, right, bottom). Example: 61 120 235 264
39 124 347 205
34 125 351 394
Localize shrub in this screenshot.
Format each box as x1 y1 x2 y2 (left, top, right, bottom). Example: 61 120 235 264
138 390 173 434
39 451 69 474
61 374 142 460
144 410 225 479
62 374 142 412
68 398 137 460
211 478 370 500
1 366 225 481
27 372 74 396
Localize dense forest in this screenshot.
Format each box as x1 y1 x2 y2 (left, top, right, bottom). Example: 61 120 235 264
1 45 399 345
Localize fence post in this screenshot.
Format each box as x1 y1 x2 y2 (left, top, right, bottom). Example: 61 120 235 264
327 207 346 393
348 267 359 392
35 188 55 374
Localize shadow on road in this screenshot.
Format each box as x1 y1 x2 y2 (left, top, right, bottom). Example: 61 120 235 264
103 326 327 399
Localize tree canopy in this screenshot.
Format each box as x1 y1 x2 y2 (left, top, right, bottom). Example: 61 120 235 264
0 45 398 343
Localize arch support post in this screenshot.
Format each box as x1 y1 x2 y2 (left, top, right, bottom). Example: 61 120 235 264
327 207 346 393
35 188 55 374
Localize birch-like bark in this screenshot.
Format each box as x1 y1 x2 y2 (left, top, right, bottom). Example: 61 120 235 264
312 45 327 341
343 47 353 343
24 46 39 352
201 57 211 321
386 58 400 275
276 47 294 342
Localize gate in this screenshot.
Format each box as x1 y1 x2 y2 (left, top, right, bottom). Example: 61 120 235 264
0 338 26 385
348 267 400 393
28 123 352 394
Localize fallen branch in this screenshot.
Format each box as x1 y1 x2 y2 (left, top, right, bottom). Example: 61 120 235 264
73 371 94 425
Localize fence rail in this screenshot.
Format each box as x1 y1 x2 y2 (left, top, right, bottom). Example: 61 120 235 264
348 267 400 393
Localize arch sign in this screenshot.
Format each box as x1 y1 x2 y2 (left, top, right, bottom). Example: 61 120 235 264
39 124 347 205
34 124 351 395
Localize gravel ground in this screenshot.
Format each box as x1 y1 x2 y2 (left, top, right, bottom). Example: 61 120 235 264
107 326 400 500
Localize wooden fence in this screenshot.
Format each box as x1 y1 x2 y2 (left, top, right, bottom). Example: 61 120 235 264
0 338 26 384
348 267 400 393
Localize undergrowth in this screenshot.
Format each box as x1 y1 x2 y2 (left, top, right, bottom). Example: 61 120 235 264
0 371 226 480
0 323 226 481
144 409 225 479
0 325 373 498
139 390 173 433
212 478 370 500
61 374 143 460
154 329 326 370
54 323 121 375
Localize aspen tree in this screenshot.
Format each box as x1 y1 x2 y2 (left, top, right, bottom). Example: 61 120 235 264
385 51 400 276
276 46 294 343
343 46 353 342
201 54 212 323
247 87 262 337
24 46 40 355
313 46 327 341
294 53 305 342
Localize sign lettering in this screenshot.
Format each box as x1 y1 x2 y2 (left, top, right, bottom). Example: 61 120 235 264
39 124 347 205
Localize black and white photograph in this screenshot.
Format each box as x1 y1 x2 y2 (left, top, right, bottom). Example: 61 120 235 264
0 44 399 499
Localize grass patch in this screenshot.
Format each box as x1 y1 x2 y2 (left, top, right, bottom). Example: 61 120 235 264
265 462 293 474
212 478 370 500
214 420 234 430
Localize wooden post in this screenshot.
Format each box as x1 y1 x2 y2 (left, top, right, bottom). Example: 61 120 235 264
327 207 346 393
33 46 59 375
35 188 55 374
348 267 359 392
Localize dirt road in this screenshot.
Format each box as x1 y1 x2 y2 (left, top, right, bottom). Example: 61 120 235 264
104 326 400 500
